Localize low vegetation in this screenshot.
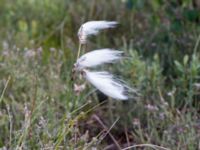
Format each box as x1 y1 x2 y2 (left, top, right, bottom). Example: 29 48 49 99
0 0 200 149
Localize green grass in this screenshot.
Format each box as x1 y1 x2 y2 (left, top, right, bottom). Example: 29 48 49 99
0 0 200 149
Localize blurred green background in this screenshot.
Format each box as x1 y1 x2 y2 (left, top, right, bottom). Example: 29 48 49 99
0 0 200 149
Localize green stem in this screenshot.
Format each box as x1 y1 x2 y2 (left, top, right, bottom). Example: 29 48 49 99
76 43 82 60
0 76 11 104
194 34 200 54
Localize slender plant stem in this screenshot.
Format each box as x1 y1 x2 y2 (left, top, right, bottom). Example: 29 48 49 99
93 115 121 149
122 144 171 150
76 42 82 59
194 34 200 54
0 76 11 104
97 116 120 145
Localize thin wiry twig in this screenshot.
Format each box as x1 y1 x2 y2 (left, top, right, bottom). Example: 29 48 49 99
122 144 171 150
6 104 13 148
83 116 120 150
124 126 130 148
92 114 121 150
97 116 120 145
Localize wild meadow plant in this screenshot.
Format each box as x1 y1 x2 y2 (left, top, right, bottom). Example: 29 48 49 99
70 21 172 150
73 21 138 100
1 1 200 149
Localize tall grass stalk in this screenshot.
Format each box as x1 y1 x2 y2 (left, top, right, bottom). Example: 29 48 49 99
0 76 11 104
194 34 200 54
54 101 106 149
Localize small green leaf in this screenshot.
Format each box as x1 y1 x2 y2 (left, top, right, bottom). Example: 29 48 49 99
174 60 184 72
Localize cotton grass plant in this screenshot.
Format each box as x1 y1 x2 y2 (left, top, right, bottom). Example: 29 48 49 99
71 21 172 150
73 21 139 100
74 49 124 71
76 21 118 60
77 21 118 44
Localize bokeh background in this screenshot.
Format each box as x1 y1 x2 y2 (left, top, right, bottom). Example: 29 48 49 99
0 0 200 149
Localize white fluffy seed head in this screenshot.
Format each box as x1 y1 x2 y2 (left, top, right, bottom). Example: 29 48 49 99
74 49 124 71
78 21 118 44
83 70 138 100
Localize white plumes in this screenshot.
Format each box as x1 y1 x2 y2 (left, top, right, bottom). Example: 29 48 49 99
83 70 137 100
75 49 124 70
73 20 139 101
78 21 118 44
